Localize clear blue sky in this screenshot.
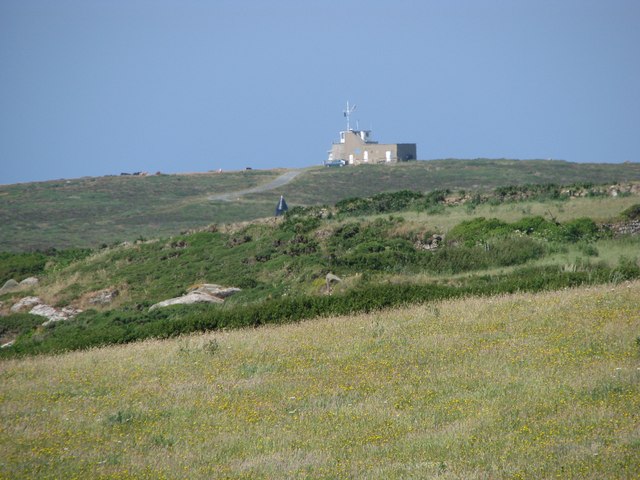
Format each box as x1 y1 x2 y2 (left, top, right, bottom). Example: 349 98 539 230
1 0 639 184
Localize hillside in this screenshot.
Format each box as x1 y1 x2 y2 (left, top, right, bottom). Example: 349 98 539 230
1 282 638 479
2 159 640 252
1 184 639 356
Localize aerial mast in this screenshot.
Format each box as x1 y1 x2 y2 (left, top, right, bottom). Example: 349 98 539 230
343 101 356 131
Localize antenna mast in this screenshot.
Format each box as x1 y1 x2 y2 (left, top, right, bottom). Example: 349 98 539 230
343 101 356 131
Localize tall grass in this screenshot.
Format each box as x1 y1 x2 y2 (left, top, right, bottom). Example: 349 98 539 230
1 282 638 479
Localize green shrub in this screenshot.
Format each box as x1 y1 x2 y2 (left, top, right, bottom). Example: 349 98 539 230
494 184 565 202
0 313 44 337
613 256 640 280
490 237 546 266
620 204 640 221
0 252 47 282
578 243 599 257
336 190 423 216
281 206 326 233
511 216 560 237
561 218 600 242
447 217 510 245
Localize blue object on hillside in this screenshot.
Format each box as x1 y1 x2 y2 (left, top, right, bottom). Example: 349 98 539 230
275 195 288 216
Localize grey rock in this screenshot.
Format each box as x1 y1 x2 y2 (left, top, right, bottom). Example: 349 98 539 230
149 291 224 311
11 296 43 313
0 279 19 295
149 284 241 311
190 284 241 298
32 304 82 326
19 277 39 287
325 273 343 293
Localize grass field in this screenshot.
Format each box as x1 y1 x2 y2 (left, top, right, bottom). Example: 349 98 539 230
247 159 640 207
0 170 280 252
2 159 640 252
1 281 638 479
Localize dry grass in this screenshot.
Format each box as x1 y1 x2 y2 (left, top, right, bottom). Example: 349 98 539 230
1 282 639 479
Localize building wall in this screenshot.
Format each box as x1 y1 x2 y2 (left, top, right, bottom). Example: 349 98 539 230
396 143 417 161
329 131 416 165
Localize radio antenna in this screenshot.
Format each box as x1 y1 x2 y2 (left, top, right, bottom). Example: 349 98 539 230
343 101 356 131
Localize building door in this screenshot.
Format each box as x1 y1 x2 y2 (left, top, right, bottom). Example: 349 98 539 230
363 151 369 162
349 154 354 165
386 151 392 162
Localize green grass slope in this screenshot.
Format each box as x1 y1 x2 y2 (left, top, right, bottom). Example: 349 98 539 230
2 159 640 252
1 282 639 479
260 159 640 206
0 170 281 252
1 187 639 356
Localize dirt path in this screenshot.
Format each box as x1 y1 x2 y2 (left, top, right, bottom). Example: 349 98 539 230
208 170 303 202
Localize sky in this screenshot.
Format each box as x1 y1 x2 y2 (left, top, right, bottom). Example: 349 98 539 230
1 0 639 184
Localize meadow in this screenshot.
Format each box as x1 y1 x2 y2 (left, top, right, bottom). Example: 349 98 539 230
1 281 639 479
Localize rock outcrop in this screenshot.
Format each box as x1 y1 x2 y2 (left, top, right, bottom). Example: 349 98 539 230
31 305 82 326
0 279 20 295
192 284 241 299
149 284 240 311
325 273 343 294
415 234 444 251
10 296 81 325
19 277 39 287
11 296 43 313
0 277 39 295
88 288 119 305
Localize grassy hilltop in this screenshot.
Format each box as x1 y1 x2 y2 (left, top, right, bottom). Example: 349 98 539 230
1 282 639 479
2 159 640 252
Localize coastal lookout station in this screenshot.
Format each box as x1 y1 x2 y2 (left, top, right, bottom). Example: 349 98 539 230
326 102 417 166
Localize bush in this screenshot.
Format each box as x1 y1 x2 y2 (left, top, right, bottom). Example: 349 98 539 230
620 204 640 221
0 252 47 282
447 217 510 245
561 218 599 242
490 237 546 266
0 313 44 337
613 256 640 281
280 206 324 233
511 216 560 238
336 190 424 216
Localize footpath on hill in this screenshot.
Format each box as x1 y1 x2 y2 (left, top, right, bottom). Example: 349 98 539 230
207 170 302 201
